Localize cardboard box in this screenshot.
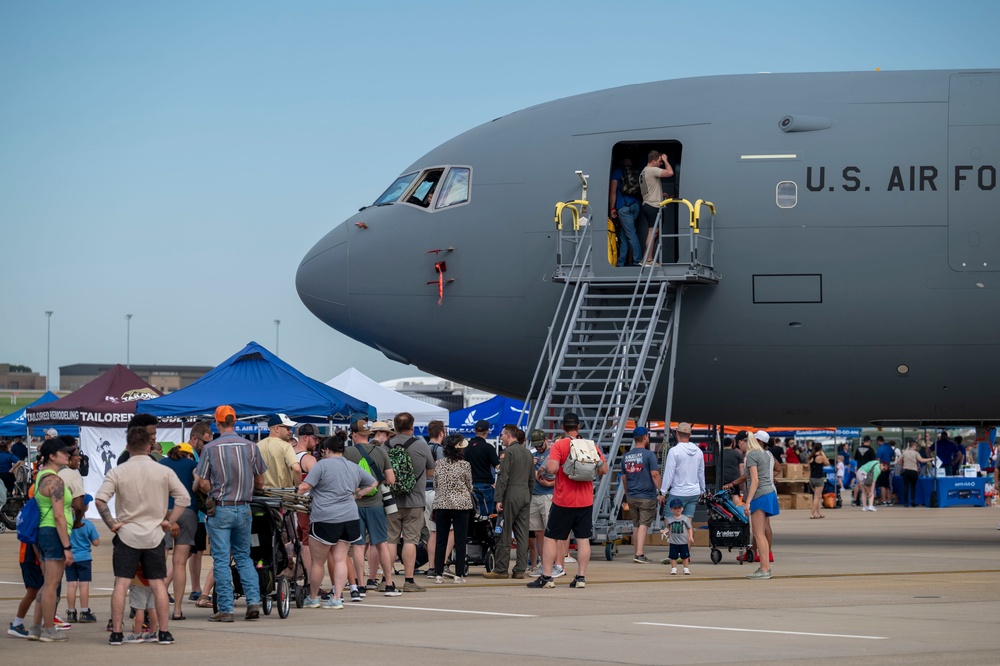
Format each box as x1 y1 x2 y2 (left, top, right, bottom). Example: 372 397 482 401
777 494 792 509
790 493 813 510
782 464 807 480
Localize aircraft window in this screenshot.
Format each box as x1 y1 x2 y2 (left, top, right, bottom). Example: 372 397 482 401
406 169 444 208
436 167 471 209
373 173 418 206
776 181 797 208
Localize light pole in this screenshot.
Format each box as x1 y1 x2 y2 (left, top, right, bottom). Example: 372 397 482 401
126 314 133 368
45 311 53 391
274 319 281 355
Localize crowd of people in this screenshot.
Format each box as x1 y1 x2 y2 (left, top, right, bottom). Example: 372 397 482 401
3 409 994 645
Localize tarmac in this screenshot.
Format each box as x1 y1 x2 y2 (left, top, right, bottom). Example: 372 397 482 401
1 504 998 665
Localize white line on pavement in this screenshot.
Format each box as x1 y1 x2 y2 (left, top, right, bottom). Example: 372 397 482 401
364 604 536 618
635 622 888 640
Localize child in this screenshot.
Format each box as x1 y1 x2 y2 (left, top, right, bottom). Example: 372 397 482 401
836 455 846 504
65 494 100 623
660 498 694 575
125 565 158 644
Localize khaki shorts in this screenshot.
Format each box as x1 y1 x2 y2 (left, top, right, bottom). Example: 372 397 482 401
628 497 657 528
529 494 553 532
387 506 424 545
424 489 436 532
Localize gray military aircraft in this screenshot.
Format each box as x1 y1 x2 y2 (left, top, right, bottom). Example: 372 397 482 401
297 69 999 427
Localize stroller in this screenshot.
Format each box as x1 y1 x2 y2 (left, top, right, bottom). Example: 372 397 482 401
701 488 752 565
443 487 498 576
212 496 302 618
0 464 32 532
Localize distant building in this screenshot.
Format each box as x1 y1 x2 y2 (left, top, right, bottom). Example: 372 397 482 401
60 364 212 393
0 364 46 391
380 376 492 411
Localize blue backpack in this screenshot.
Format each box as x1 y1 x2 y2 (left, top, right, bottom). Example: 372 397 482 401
16 470 53 545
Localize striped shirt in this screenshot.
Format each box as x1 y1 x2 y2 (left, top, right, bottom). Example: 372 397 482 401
195 434 267 503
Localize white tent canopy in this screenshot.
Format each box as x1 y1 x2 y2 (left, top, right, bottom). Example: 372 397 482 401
326 368 448 428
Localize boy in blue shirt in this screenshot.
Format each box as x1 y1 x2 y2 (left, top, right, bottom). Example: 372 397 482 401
66 494 100 623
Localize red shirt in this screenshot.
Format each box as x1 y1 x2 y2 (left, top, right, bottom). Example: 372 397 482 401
549 437 606 508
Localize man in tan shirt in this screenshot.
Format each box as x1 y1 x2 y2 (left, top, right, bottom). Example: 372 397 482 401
95 426 190 645
256 414 301 488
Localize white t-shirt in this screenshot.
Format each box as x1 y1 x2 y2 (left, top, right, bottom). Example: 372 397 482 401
640 166 670 206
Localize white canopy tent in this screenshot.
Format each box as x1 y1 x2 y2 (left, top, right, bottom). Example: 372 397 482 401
326 368 448 429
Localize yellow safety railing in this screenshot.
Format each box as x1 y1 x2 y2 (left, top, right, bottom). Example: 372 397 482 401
660 197 716 234
693 199 716 235
555 199 589 231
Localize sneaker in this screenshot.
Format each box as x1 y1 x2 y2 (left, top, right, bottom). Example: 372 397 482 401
53 615 72 629
188 591 202 601
402 580 426 593
683 567 691 575
79 610 98 623
8 623 30 638
157 630 175 645
551 565 566 578
375 579 387 593
482 571 509 579
357 586 367 599
564 555 576 563
123 632 146 644
383 584 402 597
868 506 877 512
27 624 42 641
569 575 585 588
660 558 672 565
453 577 466 584
746 569 773 580
426 571 438 579
207 612 235 622
434 575 445 584
633 554 651 564
527 566 543 577
526 575 555 589
350 589 363 602
670 567 678 575
66 610 78 623
366 578 380 590
321 597 344 609
143 632 159 643
302 596 321 609
109 631 124 646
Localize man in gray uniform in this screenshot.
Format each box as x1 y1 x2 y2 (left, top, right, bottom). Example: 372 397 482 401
484 424 536 579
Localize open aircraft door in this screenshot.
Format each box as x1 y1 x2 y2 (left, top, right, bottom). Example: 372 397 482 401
948 72 1000 272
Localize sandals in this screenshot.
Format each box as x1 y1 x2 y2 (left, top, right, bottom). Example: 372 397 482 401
172 613 186 621
195 596 213 608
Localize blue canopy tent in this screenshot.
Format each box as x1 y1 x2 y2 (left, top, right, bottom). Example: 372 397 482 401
0 391 79 437
137 341 372 422
449 395 528 437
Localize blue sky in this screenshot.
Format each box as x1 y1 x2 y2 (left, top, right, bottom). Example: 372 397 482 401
2 1 998 386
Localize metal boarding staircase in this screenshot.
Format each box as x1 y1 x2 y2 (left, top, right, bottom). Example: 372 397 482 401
518 172 720 551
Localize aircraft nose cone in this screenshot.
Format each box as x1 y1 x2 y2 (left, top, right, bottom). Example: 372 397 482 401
296 222 352 337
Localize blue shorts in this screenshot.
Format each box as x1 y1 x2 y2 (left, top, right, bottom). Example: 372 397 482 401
20 560 44 590
65 560 93 582
36 526 65 561
668 543 691 561
749 492 781 517
354 505 388 545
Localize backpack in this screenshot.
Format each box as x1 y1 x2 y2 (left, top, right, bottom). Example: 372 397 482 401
17 470 53 545
388 437 418 496
356 445 382 497
561 438 602 482
619 165 641 198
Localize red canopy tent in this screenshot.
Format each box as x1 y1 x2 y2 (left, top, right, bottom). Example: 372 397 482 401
25 365 161 427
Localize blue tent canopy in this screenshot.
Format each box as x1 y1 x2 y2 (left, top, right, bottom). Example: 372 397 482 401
449 395 528 437
0 391 80 437
137 342 371 421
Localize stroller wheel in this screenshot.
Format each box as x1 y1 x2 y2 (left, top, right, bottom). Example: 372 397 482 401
710 548 722 564
604 542 615 561
277 577 290 619
294 582 305 609
485 551 496 573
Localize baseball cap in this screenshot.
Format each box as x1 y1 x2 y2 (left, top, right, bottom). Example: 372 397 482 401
83 493 94 505
297 423 318 437
668 498 683 509
735 430 748 442
755 430 771 443
44 428 58 438
214 405 236 424
176 442 195 456
474 419 491 433
267 414 297 428
350 419 372 435
562 412 580 428
633 426 648 438
676 422 693 434
529 429 546 443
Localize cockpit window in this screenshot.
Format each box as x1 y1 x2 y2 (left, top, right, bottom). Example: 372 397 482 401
373 172 418 206
406 169 443 207
436 167 471 209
